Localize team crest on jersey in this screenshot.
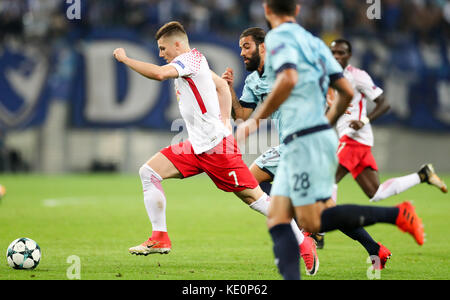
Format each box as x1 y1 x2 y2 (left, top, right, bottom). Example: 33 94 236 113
0 45 48 127
173 60 185 69
271 43 285 55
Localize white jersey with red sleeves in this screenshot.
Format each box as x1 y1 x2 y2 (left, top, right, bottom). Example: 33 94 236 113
169 48 231 154
336 64 383 147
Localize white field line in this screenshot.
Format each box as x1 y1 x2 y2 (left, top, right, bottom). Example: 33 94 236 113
41 196 99 207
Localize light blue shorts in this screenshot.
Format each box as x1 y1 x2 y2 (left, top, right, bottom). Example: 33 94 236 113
271 129 338 207
254 145 284 179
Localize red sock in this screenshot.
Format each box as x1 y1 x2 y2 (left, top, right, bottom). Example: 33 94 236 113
151 231 170 242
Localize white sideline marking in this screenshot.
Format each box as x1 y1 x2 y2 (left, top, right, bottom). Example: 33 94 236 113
42 197 95 207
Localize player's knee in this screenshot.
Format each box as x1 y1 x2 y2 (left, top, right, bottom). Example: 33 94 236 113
267 217 290 231
139 164 150 180
302 219 322 234
139 164 162 182
325 198 337 208
366 186 379 199
296 212 322 233
266 208 277 229
266 210 290 229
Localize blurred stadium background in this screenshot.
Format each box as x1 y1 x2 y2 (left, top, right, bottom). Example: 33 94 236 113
1 0 449 175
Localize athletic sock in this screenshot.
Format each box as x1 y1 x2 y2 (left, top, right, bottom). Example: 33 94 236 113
249 193 270 215
370 173 421 202
259 181 272 195
320 204 399 233
139 164 168 233
290 219 305 245
269 223 300 280
332 184 338 203
249 194 304 245
340 227 380 256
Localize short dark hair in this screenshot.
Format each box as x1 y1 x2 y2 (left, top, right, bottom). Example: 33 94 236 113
331 39 352 54
264 0 298 16
240 27 266 46
155 21 187 41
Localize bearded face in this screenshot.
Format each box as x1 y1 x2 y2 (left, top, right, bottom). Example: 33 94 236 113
244 48 262 72
239 35 263 72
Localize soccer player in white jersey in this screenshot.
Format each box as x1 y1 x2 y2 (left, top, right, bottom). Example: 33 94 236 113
113 21 274 255
328 39 447 204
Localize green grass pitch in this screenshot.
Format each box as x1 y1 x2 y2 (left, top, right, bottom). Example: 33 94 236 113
0 173 449 280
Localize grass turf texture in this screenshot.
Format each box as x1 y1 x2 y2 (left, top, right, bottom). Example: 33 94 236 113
0 173 449 280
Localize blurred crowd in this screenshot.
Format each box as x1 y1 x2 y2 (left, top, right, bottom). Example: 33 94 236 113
0 0 449 44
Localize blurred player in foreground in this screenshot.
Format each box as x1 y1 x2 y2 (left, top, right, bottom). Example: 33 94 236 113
222 27 319 276
236 0 425 280
113 21 284 257
227 27 396 271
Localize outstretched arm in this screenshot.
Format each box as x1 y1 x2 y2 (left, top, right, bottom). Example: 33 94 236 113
113 48 178 81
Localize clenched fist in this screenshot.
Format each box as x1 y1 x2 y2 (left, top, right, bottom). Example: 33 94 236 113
221 67 234 87
113 48 127 63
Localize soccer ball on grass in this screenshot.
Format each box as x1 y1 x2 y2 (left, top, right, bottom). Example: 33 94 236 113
6 238 41 269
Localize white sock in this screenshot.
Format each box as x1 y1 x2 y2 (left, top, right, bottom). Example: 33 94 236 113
248 193 270 215
249 193 304 245
370 173 421 202
332 183 338 203
290 219 305 245
139 164 167 232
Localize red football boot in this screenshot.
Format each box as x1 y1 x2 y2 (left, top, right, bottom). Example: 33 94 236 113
395 201 425 246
